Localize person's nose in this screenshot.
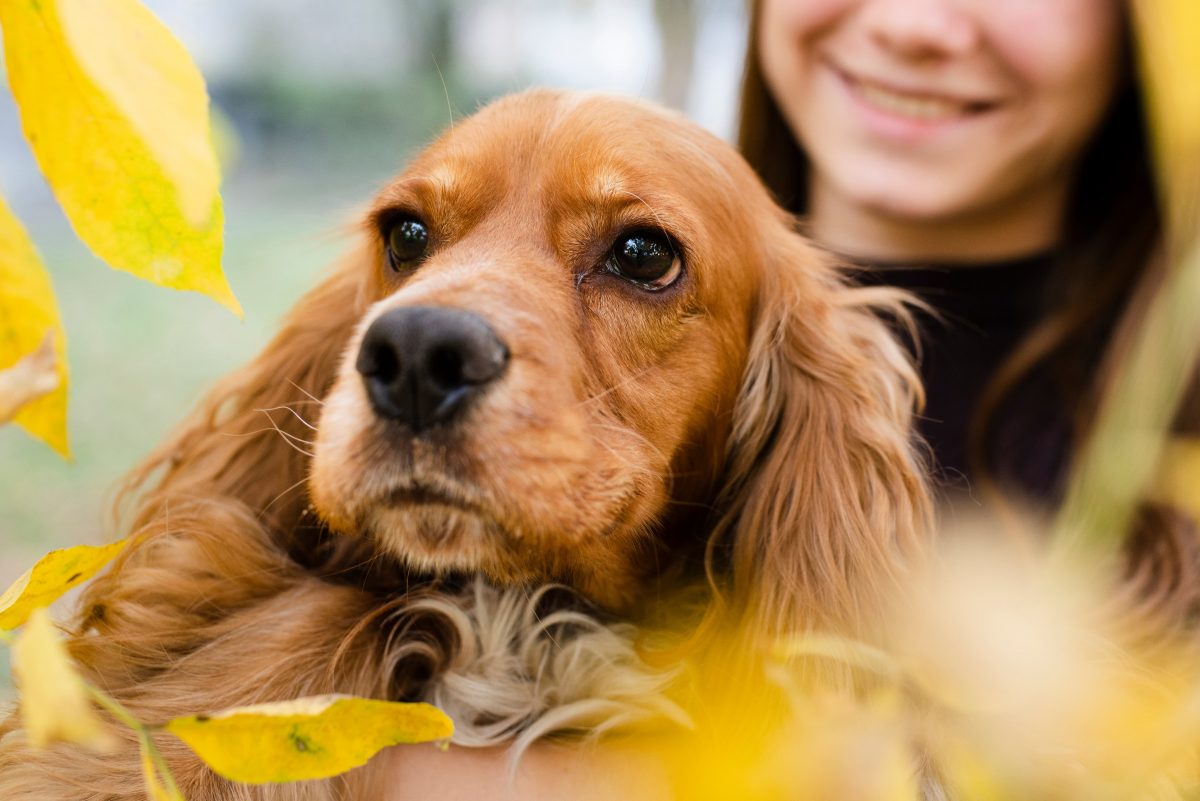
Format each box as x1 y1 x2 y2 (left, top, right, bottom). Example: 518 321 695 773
858 0 979 61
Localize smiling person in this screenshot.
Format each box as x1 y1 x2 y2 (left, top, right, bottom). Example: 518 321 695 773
740 0 1199 609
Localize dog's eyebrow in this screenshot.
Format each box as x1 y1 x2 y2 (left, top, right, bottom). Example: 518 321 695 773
587 169 628 201
369 171 463 225
572 171 683 236
421 167 460 198
380 174 455 204
566 170 654 218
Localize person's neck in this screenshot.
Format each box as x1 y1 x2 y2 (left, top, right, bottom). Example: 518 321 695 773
809 178 1067 265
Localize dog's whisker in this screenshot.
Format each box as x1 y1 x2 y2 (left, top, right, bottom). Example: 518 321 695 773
255 404 319 432
288 379 325 406
589 437 670 483
217 426 315 447
222 423 316 458
260 476 311 518
576 364 660 409
590 420 671 470
256 408 318 444
272 398 325 406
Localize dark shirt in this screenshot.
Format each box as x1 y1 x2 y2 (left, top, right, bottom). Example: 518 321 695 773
852 253 1074 506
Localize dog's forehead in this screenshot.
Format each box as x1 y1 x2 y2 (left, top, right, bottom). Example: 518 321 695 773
407 90 740 201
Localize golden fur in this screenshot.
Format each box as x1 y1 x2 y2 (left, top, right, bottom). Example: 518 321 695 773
0 90 931 799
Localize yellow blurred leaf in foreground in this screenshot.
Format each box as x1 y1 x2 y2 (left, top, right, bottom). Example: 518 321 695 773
0 334 60 430
0 193 68 455
1155 437 1200 522
896 533 1200 799
0 0 240 315
1133 0 1200 242
756 690 918 801
11 608 115 751
165 695 454 784
0 539 129 630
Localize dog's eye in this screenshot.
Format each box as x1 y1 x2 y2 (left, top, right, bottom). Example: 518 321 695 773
386 218 430 270
605 229 681 290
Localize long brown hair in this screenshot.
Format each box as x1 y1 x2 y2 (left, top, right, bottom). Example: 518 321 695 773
736 0 1200 619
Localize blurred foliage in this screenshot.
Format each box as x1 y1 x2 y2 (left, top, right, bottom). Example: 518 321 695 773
656 532 1200 800
0 201 65 454
1054 0 1200 557
0 0 238 457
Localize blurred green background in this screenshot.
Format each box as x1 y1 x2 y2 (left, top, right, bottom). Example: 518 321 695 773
0 0 746 586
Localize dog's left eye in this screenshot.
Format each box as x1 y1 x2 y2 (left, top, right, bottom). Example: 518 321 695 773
386 218 430 270
605 230 682 290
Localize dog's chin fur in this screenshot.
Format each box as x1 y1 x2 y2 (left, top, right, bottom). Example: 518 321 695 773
365 506 649 612
369 505 512 575
0 89 933 800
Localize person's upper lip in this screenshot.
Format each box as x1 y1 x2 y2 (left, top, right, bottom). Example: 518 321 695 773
827 57 1007 109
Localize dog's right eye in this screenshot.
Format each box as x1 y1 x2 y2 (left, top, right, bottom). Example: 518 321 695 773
386 218 430 270
604 229 682 290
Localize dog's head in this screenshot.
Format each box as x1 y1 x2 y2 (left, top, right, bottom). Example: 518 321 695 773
144 90 929 637
310 91 764 608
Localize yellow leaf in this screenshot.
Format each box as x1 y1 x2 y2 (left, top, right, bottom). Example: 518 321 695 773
0 332 59 424
754 690 918 801
0 539 129 630
1152 437 1200 522
12 608 115 751
0 0 240 316
1132 0 1200 243
0 193 69 455
165 695 454 784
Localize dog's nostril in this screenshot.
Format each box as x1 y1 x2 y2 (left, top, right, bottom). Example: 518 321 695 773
428 345 464 391
365 342 400 383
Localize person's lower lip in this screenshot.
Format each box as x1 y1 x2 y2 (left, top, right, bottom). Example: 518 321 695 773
828 64 995 142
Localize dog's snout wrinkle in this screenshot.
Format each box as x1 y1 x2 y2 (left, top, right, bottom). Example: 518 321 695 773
357 306 509 431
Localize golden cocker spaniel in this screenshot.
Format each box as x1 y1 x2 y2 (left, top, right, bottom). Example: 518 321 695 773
0 90 930 800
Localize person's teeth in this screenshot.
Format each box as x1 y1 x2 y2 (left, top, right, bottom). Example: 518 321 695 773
855 80 968 120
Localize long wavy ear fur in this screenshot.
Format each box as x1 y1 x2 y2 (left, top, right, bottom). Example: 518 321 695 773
0 253 387 800
711 227 932 641
115 253 369 544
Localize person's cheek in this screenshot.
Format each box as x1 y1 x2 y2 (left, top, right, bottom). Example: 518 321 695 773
983 2 1122 155
982 0 1121 95
759 0 855 48
758 0 854 111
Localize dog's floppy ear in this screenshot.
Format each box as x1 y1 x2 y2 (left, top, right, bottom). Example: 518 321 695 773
117 249 370 538
710 228 932 641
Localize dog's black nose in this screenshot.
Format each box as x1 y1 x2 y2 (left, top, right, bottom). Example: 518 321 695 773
356 306 509 431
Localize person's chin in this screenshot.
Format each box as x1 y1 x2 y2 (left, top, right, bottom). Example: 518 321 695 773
832 159 985 222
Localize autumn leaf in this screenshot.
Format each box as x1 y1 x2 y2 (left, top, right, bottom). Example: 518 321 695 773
1152 437 1200 522
757 690 918 801
0 332 59 424
11 608 115 751
0 0 240 315
1056 4 1200 555
165 695 454 784
1133 0 1200 244
0 539 129 630
0 192 69 455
